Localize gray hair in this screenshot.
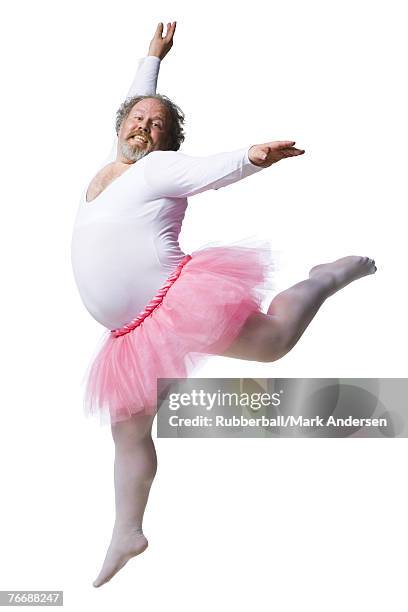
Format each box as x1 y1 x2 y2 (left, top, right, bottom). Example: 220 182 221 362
115 93 185 151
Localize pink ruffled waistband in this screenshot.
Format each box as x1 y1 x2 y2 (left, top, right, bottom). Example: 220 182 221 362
110 254 193 337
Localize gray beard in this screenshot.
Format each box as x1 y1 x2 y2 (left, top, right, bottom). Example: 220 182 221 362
120 141 150 162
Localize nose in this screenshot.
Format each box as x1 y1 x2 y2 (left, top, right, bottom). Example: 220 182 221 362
137 118 150 133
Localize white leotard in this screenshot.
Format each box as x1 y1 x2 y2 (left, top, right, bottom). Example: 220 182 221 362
71 57 264 330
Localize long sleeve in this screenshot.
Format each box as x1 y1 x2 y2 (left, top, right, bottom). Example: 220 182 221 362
143 146 265 199
99 56 161 168
125 55 161 98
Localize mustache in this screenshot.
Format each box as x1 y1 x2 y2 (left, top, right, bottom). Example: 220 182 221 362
128 130 153 145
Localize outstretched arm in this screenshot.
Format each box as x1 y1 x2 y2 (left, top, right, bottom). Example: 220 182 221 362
143 141 305 199
100 22 177 167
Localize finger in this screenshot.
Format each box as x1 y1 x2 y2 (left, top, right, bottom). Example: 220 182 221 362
270 140 296 148
165 21 176 41
259 146 270 160
281 148 303 155
155 22 164 38
281 148 305 156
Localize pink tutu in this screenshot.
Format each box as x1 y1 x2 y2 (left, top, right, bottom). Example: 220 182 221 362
81 238 278 425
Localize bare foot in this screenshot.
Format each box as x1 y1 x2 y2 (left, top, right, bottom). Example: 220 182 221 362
92 525 148 588
309 256 377 297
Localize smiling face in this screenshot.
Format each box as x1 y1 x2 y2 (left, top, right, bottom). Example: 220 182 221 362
117 98 170 162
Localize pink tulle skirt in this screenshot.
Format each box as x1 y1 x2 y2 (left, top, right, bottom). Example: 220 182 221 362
81 238 278 425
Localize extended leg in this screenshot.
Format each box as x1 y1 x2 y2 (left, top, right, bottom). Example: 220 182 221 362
222 255 377 362
93 413 157 588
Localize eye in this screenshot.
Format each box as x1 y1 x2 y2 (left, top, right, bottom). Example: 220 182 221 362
153 122 162 128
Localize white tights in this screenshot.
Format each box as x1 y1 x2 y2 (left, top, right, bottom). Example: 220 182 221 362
93 255 376 587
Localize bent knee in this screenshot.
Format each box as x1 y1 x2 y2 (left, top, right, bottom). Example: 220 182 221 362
257 347 287 363
257 331 294 363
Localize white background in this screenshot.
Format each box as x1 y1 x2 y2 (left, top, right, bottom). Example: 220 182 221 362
1 0 407 610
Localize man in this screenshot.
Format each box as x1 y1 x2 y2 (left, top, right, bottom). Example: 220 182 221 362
72 23 375 588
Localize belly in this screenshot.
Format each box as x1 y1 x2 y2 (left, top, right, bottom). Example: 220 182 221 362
71 222 186 329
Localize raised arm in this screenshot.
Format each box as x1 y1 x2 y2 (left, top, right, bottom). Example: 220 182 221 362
101 22 177 167
126 22 176 98
125 56 161 100
143 141 305 199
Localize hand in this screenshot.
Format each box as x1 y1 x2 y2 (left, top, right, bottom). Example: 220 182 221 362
148 21 177 60
248 141 305 167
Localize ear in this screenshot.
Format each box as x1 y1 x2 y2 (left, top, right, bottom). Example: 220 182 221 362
162 130 173 151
